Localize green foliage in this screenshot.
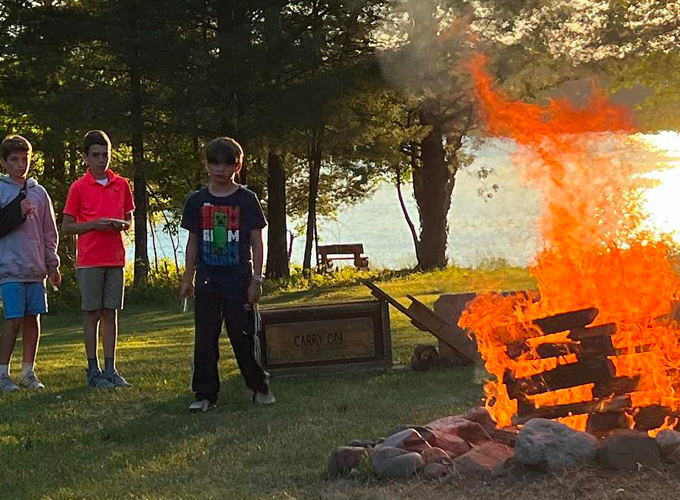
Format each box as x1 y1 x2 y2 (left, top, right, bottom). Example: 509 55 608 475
474 256 512 271
264 264 404 293
607 51 680 132
124 259 182 305
2 0 679 283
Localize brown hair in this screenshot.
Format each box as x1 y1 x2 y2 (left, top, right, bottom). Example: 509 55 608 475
205 137 243 166
83 130 111 155
1 134 32 161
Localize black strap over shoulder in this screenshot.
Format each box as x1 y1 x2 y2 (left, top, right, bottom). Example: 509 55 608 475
0 180 29 238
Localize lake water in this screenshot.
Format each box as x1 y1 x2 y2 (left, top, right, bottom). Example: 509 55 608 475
132 134 680 270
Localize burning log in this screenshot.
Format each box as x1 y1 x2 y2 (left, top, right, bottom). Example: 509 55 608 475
506 323 618 361
587 412 629 433
602 376 640 397
535 343 572 358
577 334 614 355
533 308 599 334
505 358 616 397
512 395 632 425
506 341 531 359
633 405 673 432
507 341 652 362
476 301 678 434
568 323 617 340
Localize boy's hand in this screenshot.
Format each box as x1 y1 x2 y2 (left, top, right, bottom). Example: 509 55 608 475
92 218 113 231
180 280 194 299
246 279 262 304
49 270 62 289
110 219 130 232
20 199 35 217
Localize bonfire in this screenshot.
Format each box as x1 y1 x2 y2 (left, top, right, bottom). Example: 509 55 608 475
460 54 680 436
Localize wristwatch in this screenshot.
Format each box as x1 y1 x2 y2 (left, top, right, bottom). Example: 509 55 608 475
252 274 265 283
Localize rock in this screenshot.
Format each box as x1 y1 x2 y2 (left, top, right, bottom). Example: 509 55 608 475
381 453 426 479
411 344 439 372
426 416 493 446
491 456 521 478
372 446 409 464
378 428 432 453
421 447 453 466
347 439 378 448
371 446 424 478
666 446 680 464
328 446 369 478
385 425 435 444
461 406 496 434
514 418 599 471
423 462 449 479
452 443 514 480
655 429 680 458
427 429 471 458
597 429 661 471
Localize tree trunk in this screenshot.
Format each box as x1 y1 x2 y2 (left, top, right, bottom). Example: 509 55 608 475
395 164 420 265
303 126 324 270
413 114 456 270
265 151 289 279
129 3 148 286
215 0 247 137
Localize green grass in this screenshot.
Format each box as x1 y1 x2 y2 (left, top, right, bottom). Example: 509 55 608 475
7 265 645 500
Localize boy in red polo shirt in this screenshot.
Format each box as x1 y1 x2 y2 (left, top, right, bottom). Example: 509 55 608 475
62 130 135 389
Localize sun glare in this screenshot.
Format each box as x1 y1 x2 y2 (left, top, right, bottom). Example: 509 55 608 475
641 131 680 243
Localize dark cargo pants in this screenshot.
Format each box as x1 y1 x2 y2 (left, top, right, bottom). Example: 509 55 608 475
192 287 269 403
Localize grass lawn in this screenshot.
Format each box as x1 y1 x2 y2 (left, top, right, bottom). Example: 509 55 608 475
3 267 680 499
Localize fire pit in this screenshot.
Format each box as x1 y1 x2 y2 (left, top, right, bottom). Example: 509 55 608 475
461 302 680 435
460 54 680 439
327 54 680 482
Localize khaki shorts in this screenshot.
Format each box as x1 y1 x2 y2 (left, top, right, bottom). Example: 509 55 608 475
76 267 125 311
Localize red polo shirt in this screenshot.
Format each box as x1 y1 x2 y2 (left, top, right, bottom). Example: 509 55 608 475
63 169 135 268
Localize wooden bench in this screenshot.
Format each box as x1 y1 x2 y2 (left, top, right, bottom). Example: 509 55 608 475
317 243 369 270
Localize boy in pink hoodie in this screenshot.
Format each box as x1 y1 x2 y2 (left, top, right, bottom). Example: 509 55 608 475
0 135 60 392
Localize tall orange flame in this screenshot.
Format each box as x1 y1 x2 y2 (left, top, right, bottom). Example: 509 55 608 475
461 54 680 432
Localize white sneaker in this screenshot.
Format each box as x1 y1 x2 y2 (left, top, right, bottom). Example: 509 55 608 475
19 372 45 390
0 373 20 392
189 399 216 412
253 391 276 405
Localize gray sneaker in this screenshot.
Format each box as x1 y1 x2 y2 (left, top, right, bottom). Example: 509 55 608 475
0 373 20 392
252 390 276 405
86 369 115 389
189 399 216 413
19 372 45 389
104 370 132 388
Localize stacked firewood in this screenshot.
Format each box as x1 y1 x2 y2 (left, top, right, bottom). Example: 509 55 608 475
500 307 678 433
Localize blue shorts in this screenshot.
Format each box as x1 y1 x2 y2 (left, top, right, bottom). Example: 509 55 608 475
0 282 48 319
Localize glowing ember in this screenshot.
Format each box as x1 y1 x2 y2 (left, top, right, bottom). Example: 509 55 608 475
460 54 680 435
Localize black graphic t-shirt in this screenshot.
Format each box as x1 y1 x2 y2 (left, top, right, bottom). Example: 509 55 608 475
181 186 266 293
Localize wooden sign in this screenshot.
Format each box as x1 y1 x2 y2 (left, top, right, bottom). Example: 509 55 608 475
258 300 391 374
